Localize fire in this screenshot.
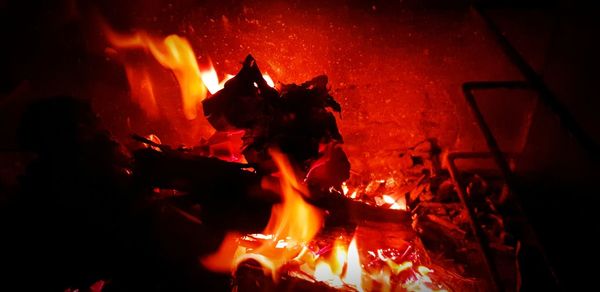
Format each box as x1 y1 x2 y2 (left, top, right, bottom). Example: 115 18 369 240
199 58 221 94
104 27 208 120
344 236 363 289
382 194 406 210
201 149 324 278
259 149 323 245
263 73 275 87
314 235 364 291
341 178 408 210
103 25 275 123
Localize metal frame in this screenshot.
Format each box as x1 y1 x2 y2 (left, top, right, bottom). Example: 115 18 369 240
446 152 507 291
473 6 599 162
460 81 560 289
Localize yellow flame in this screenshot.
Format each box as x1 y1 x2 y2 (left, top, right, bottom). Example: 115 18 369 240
104 24 276 123
343 236 363 291
263 73 275 87
315 262 344 288
201 149 323 277
382 194 407 210
331 239 347 276
200 58 221 94
263 149 323 241
104 28 208 120
341 182 349 195
311 234 364 291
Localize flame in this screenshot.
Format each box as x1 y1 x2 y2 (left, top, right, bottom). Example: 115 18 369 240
315 261 344 288
341 182 349 195
263 73 275 87
104 27 208 120
382 194 407 210
313 234 364 291
123 66 159 117
261 149 323 242
202 149 323 277
343 236 363 290
144 134 162 151
342 177 409 210
104 24 276 124
200 58 221 94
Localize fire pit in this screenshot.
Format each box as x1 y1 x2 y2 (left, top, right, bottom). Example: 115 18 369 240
96 26 516 290
3 0 592 291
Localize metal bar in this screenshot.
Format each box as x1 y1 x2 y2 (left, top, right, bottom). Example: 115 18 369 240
473 6 600 162
462 82 524 189
446 152 504 292
447 148 559 289
461 83 560 288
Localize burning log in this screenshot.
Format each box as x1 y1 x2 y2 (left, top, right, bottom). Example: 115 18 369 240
131 142 410 227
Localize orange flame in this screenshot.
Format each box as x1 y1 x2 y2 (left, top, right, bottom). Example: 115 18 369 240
104 27 208 120
313 235 364 291
200 58 221 94
201 149 323 277
104 24 276 124
123 65 159 118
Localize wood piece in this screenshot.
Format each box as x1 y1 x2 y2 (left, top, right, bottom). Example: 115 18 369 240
133 147 410 226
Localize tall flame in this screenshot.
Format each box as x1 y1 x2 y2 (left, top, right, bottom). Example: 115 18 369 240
104 24 276 124
200 58 221 95
104 27 207 120
343 236 363 290
201 149 323 277
261 149 323 242
314 235 364 291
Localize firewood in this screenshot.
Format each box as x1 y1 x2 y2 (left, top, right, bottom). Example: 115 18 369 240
132 147 409 227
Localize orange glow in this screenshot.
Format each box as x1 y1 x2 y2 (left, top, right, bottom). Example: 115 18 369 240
382 194 407 210
145 134 162 151
342 178 409 210
198 232 242 273
123 66 158 118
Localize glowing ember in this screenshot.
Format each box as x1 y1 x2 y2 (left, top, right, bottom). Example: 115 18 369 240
340 178 409 210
